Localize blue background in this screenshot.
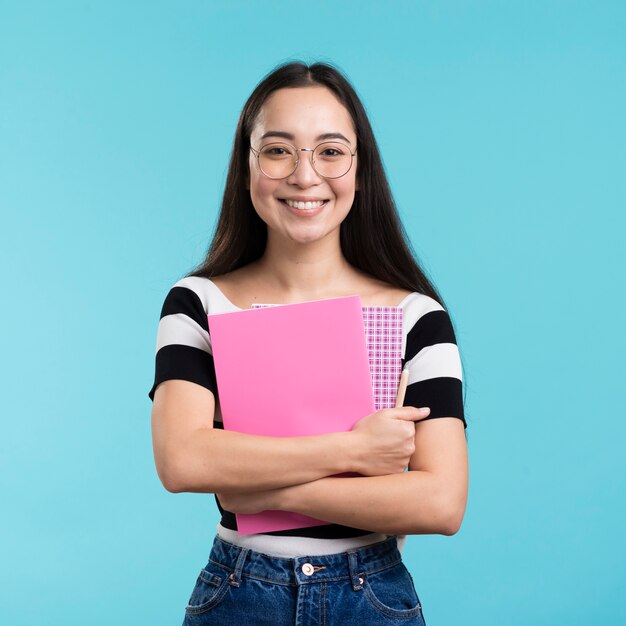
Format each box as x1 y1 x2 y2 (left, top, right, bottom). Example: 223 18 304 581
1 1 624 624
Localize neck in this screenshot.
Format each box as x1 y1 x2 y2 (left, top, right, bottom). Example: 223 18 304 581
257 234 353 298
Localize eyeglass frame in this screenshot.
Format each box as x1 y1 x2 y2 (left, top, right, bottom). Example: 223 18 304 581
249 140 358 180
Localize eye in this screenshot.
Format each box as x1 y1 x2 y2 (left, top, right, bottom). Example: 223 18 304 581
264 147 287 155
260 144 295 159
316 143 350 159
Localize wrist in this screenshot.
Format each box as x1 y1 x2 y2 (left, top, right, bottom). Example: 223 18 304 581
278 478 335 516
336 431 363 474
275 482 305 513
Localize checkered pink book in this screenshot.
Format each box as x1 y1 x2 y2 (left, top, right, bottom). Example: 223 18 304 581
252 303 403 410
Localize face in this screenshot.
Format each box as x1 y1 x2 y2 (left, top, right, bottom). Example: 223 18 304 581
248 86 358 249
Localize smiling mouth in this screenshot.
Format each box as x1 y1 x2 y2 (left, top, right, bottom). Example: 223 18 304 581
279 199 329 210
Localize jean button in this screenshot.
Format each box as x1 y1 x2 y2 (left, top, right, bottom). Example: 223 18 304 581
301 563 314 576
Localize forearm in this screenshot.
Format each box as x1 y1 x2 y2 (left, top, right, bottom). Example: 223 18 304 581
155 381 427 497
277 471 466 536
165 427 357 494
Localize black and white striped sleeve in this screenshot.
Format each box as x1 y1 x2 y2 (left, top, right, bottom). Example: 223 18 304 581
148 283 217 402
402 295 466 428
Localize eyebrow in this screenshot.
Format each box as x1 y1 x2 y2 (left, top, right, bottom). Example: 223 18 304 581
259 131 353 145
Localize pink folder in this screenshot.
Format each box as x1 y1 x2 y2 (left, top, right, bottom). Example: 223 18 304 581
208 295 375 535
254 303 404 410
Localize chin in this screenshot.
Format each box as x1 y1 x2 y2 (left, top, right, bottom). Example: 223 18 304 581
280 228 336 246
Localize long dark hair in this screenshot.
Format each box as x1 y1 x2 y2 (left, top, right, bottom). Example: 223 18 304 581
189 60 445 307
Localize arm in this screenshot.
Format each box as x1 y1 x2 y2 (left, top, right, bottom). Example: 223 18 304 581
152 379 355 493
149 284 366 494
220 417 468 535
219 300 469 534
151 379 426 494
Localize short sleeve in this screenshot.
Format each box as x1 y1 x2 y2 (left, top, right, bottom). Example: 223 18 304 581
148 284 218 402
402 299 466 428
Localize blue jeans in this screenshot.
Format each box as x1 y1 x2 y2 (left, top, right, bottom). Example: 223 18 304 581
182 535 426 625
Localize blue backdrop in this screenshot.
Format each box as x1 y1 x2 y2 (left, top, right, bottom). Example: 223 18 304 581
1 1 624 624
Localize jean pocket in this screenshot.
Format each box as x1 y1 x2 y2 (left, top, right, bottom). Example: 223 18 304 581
362 562 424 619
185 561 232 616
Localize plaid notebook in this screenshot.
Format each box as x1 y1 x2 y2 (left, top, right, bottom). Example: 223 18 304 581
252 304 403 410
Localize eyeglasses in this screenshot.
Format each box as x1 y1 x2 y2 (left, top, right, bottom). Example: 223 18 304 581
249 141 357 180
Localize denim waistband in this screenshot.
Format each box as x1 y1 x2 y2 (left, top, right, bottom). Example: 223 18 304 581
208 535 403 589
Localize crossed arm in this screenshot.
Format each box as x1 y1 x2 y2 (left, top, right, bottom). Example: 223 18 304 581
151 380 468 536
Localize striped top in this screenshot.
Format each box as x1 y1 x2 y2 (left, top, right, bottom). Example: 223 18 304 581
148 276 465 557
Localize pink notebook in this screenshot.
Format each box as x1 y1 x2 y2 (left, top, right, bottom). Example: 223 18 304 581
254 304 404 411
208 296 376 535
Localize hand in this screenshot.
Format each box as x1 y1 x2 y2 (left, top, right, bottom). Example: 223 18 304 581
217 488 285 515
350 406 430 476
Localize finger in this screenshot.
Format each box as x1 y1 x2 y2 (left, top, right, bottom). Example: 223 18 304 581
394 369 410 408
393 407 430 421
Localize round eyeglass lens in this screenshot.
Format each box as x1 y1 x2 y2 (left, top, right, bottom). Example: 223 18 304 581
257 142 353 179
258 143 297 179
312 142 354 178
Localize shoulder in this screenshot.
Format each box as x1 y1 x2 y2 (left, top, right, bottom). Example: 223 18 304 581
153 275 237 353
350 273 413 307
400 292 447 330
162 275 237 316
401 292 456 344
209 266 259 309
350 273 441 315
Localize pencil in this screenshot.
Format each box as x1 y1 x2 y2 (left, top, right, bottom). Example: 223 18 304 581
395 368 410 408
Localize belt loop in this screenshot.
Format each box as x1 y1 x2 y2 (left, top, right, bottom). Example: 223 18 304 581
229 547 249 587
347 551 363 591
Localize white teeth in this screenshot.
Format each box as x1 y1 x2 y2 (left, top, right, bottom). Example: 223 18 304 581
283 199 326 210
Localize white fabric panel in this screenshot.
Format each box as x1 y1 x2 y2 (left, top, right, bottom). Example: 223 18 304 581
156 313 212 354
405 342 463 384
176 275 241 314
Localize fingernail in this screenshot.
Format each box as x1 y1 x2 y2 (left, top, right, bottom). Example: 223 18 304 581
419 407 430 414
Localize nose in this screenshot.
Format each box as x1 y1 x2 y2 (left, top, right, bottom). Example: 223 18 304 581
287 149 322 187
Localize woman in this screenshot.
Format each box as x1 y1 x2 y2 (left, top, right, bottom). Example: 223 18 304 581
149 61 468 625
